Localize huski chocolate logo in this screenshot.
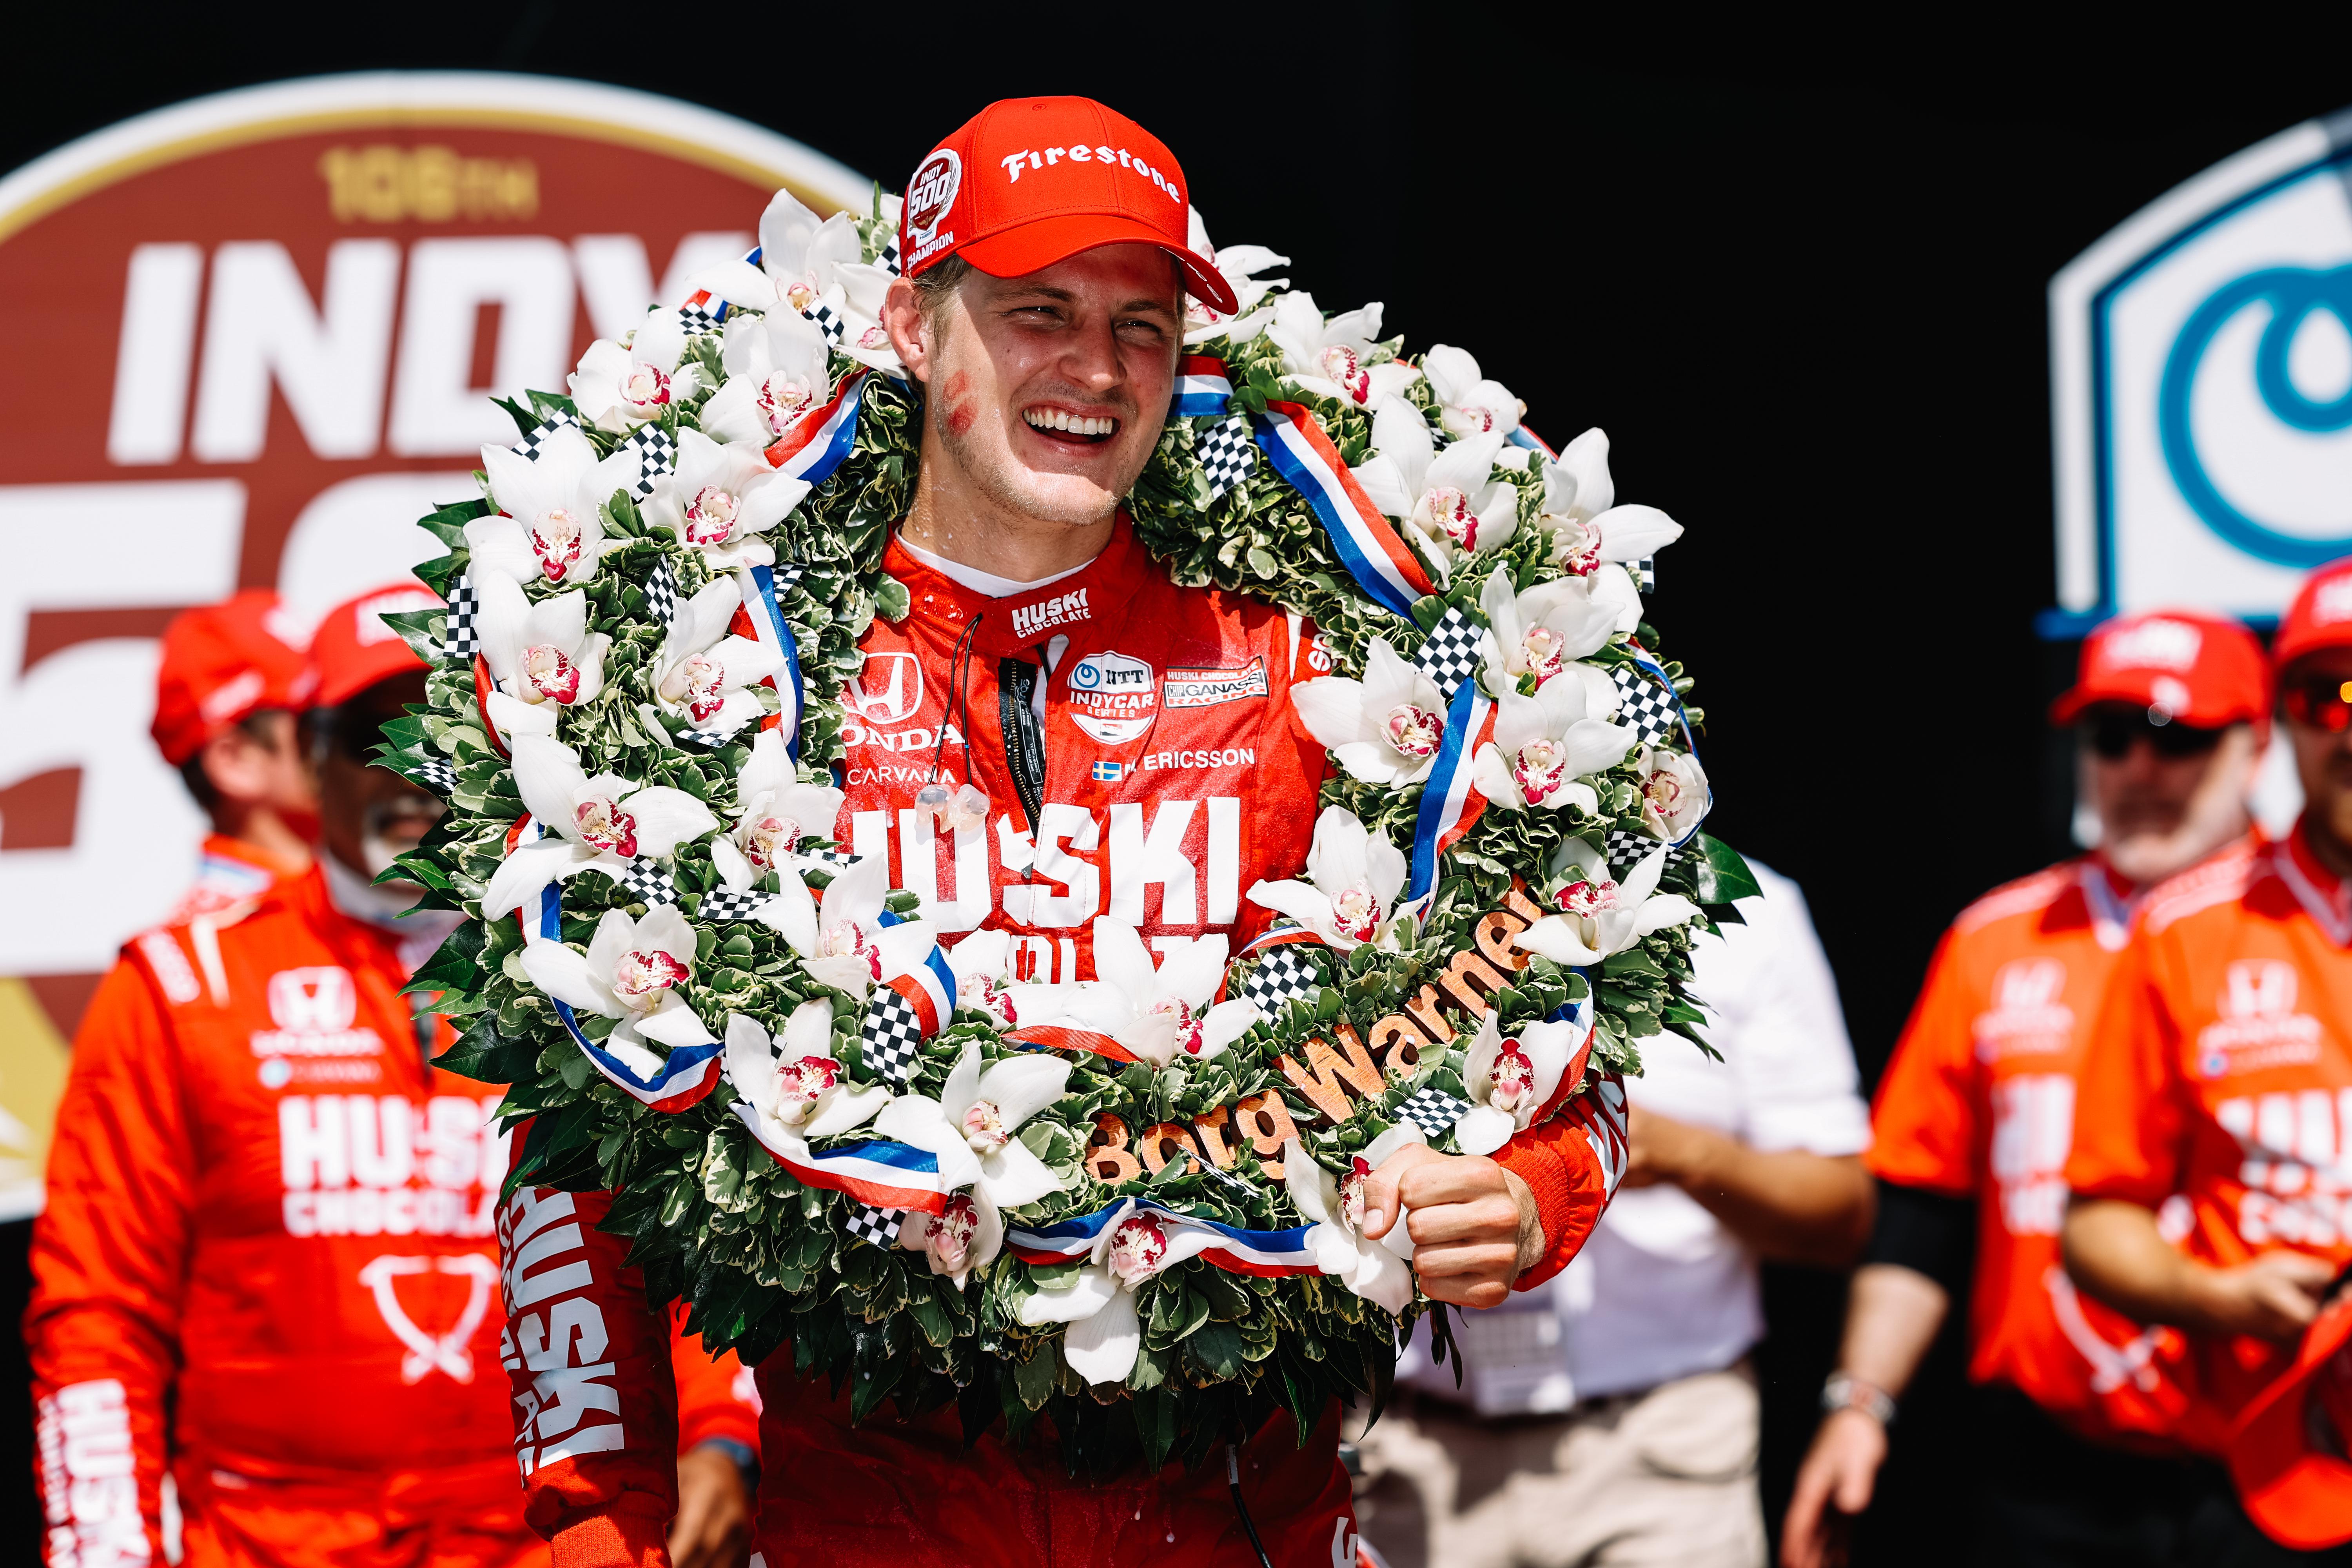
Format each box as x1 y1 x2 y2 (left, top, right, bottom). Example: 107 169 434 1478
1010 587 1089 640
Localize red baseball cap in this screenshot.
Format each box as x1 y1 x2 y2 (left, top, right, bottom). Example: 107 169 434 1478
151 590 316 765
2228 1290 2352 1550
310 583 438 708
2051 608 2270 730
900 96 1238 315
2274 557 2352 673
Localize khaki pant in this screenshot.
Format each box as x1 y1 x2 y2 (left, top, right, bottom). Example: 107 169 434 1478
1350 1363 1765 1568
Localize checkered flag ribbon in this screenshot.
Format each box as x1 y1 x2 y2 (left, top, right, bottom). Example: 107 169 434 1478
410 755 458 798
1607 664 1681 747
609 858 681 909
673 719 746 751
1604 826 1677 878
1240 943 1325 1016
1394 1085 1471 1140
860 987 924 1089
641 558 681 637
1412 607 1485 701
1633 557 1656 592
677 299 724 338
1196 415 1257 504
796 845 860 877
877 234 902 276
509 411 583 460
802 299 846 346
695 887 776 923
442 570 480 664
619 424 677 499
844 1203 904 1250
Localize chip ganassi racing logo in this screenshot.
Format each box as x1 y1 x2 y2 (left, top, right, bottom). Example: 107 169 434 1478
1068 651 1156 743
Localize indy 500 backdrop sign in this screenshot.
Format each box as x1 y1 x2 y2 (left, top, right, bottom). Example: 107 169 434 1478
2050 108 2352 633
0 74 868 1215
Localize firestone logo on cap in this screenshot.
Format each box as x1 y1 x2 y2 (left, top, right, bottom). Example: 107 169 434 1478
2098 617 2203 673
906 148 962 245
2315 575 2352 627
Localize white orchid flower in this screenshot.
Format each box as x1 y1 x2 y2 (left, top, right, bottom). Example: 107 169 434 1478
1477 564 1621 692
1421 345 1524 440
644 429 810 572
1247 806 1412 952
1453 1012 1581 1156
467 425 639 590
1515 841 1702 968
1183 209 1288 345
1053 920 1260 1068
1291 637 1449 788
1267 292 1421 408
724 1000 891 1142
652 575 784 739
799 853 935 998
1637 746 1710 842
484 736 717 918
1285 1126 1425 1312
520 906 716 1072
1016 1200 1225 1385
699 308 835 446
570 307 706 434
1351 397 1515 580
1470 676 1636 816
470 572 608 742
1537 429 1680 633
874 1041 1071 1212
708 728 835 935
900 1189 1004 1289
691 189 898 371
943 928 1025 1027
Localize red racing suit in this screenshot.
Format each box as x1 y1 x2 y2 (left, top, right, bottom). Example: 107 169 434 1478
510 524 1621 1568
29 866 756 1568
165 831 307 924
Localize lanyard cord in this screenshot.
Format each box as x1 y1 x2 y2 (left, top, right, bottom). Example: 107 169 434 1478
930 612 982 787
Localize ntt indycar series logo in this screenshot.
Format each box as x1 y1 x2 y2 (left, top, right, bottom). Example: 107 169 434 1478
1068 651 1156 744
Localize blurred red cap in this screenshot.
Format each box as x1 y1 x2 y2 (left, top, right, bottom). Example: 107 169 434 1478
310 583 438 708
2274 557 2352 673
2050 608 2269 730
151 590 315 766
900 96 1236 314
2229 1291 2352 1550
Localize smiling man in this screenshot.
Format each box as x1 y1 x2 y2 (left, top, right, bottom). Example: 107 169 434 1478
502 96 1622 1568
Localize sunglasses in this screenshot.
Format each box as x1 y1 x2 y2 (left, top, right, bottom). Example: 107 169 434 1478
2083 707 2226 760
2283 676 2352 735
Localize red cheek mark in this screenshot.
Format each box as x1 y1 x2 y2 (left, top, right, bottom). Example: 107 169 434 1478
945 401 976 437
943 371 971 401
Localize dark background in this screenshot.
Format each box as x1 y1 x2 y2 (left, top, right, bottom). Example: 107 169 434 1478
11 7 2352 1561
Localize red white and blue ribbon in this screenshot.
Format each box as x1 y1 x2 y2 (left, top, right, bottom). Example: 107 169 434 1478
729 1108 950 1214
1406 677 1497 901
1006 1199 1321 1279
1174 354 1236 417
737 562 804 761
763 370 868 485
874 909 956 1036
514 818 725 1113
1505 425 1557 461
1252 399 1434 619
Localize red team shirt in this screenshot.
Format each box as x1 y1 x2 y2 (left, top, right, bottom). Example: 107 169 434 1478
2070 828 2352 1433
1870 855 2210 1448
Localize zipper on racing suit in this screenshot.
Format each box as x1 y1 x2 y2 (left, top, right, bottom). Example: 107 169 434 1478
998 657 1047 828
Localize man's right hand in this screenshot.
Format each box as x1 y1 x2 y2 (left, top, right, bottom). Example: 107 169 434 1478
2187 1250 2338 1341
1780 1408 1886 1568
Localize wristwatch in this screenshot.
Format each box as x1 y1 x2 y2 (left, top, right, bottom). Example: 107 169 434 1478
1820 1372 1897 1426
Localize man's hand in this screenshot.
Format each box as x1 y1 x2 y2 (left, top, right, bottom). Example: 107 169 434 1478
2187 1251 2338 1342
1623 1106 1713 1190
1357 1144 1541 1310
670 1443 754 1568
1780 1409 1885 1568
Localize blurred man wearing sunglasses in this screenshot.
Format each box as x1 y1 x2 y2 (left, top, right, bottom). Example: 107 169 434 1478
2066 560 2352 1558
1786 608 2268 1568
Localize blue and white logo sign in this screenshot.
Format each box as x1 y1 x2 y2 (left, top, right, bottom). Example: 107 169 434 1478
2051 111 2352 632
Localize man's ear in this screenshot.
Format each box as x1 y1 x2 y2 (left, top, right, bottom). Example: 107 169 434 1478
881 276 931 387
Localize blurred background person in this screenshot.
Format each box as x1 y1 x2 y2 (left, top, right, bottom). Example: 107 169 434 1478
1785 609 2269 1568
150 590 318 921
1355 861 1873 1568
2064 562 2352 1561
27 586 759 1568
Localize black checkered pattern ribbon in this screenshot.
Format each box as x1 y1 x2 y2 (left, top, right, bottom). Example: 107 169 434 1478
509 412 583 460
673 718 747 751
1607 664 1681 747
677 300 724 337
1240 943 1324 1016
695 887 776 923
619 425 677 500
442 570 479 664
859 987 923 1089
877 235 902 276
1196 415 1256 504
797 845 860 875
410 755 458 798
641 558 680 637
1394 1085 1471 1140
1411 607 1485 701
844 1203 904 1250
609 857 681 909
1633 557 1655 592
1604 826 1678 878
802 300 846 346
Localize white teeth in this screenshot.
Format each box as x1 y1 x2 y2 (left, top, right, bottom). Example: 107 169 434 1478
1024 409 1116 437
